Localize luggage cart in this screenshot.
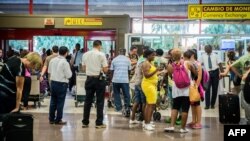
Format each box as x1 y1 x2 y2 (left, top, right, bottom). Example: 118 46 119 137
75 73 87 107
28 75 44 108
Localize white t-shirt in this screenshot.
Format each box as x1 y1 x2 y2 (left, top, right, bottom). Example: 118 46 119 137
199 52 222 71
82 48 108 76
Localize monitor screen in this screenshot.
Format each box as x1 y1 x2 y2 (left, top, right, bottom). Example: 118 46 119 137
221 39 235 51
33 36 84 54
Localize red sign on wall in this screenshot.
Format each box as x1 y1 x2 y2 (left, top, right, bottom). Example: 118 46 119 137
44 18 55 25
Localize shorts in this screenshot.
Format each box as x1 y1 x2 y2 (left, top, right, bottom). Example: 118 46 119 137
172 96 190 113
134 85 146 104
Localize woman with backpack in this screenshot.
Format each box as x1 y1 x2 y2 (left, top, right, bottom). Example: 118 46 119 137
184 49 203 129
164 48 197 133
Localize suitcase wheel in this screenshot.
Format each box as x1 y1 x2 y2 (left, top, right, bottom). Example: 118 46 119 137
153 112 161 121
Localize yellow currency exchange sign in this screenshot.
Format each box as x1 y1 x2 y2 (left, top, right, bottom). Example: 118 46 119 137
188 4 250 19
64 18 103 26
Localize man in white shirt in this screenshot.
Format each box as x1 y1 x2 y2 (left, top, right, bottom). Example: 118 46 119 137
199 45 224 109
48 46 72 125
69 43 83 94
81 40 108 129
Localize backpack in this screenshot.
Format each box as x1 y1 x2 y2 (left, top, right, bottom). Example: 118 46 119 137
172 61 190 88
243 73 250 104
201 68 210 91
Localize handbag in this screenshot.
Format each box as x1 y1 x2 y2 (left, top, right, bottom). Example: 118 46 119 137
189 83 200 102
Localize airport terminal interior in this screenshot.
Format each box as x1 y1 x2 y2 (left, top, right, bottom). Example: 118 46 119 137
1 0 250 141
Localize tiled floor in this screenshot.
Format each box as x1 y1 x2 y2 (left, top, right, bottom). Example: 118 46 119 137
21 92 248 141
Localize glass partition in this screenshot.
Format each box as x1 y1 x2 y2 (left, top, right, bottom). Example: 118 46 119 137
125 33 250 61
33 36 84 54
87 40 115 56
8 40 29 52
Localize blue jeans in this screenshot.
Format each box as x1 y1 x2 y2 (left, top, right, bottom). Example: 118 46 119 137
49 81 67 122
112 83 130 111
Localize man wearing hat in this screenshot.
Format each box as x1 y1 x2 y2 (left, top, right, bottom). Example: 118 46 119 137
110 48 131 113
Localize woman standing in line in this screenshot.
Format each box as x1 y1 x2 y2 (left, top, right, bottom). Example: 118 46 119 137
141 48 164 131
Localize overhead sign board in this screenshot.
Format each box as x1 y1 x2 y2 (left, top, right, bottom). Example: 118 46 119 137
64 18 103 26
188 4 250 19
44 18 55 25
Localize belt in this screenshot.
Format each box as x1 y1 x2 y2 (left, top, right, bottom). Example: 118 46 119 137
87 75 99 78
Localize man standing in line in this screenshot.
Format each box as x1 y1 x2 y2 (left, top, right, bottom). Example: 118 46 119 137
40 45 59 81
81 40 108 128
69 43 83 94
199 45 224 109
40 46 59 96
128 46 138 79
48 46 72 125
110 49 131 113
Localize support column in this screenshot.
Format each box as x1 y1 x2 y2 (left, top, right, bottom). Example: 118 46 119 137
29 0 33 15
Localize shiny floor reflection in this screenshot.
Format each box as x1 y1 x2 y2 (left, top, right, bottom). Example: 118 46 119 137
30 113 248 141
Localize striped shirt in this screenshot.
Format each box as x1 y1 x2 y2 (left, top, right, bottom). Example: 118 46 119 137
110 55 131 83
0 56 25 96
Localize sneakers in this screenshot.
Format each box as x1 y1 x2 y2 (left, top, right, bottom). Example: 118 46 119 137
164 127 189 133
82 124 89 128
180 128 189 133
54 120 67 125
164 126 175 132
144 124 155 131
96 124 107 129
129 120 141 124
142 121 155 128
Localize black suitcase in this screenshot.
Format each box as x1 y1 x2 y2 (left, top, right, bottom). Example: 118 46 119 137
219 94 240 124
0 121 3 141
2 113 33 141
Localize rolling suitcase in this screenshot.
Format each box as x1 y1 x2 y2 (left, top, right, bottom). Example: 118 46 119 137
219 75 240 124
2 112 33 141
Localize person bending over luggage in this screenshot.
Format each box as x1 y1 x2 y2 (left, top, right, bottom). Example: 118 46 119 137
0 52 42 114
48 46 72 125
230 44 250 123
220 51 241 94
20 50 32 110
141 48 165 131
